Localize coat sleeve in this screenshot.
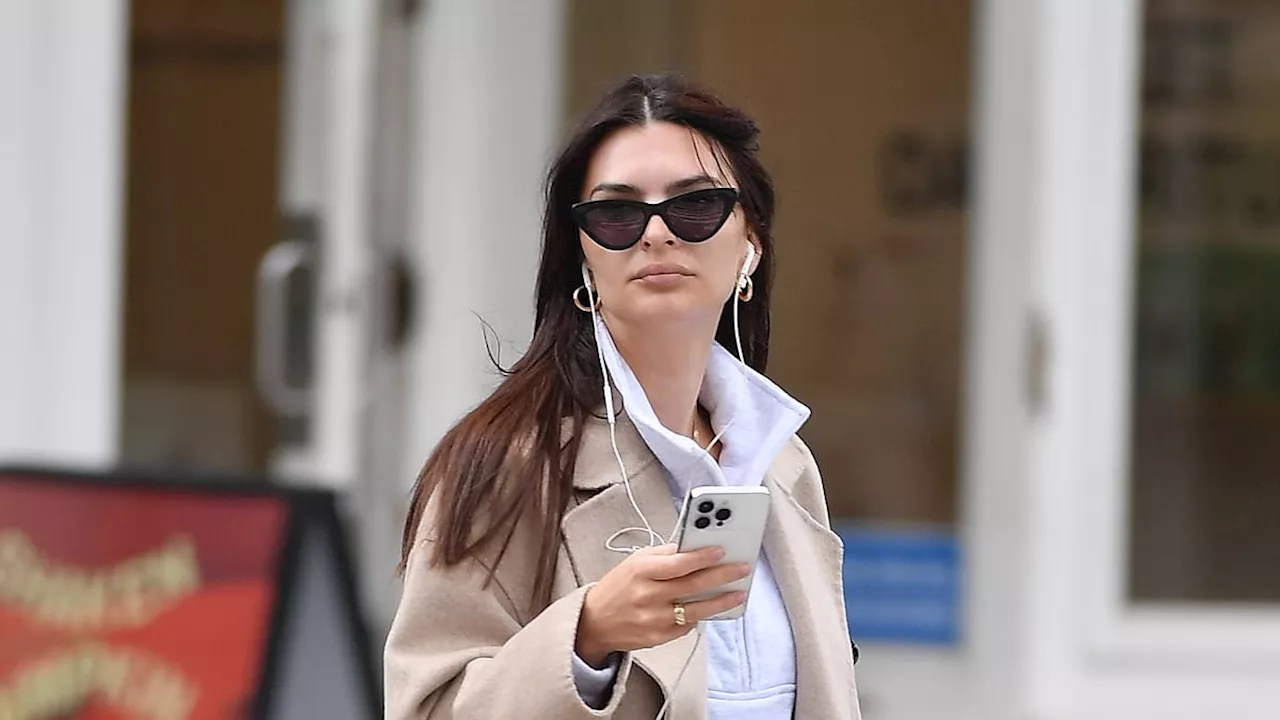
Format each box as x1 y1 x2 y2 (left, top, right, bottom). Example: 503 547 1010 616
384 538 636 719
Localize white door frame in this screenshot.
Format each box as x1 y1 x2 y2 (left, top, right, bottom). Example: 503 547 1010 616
978 0 1280 717
308 0 379 489
862 0 1055 717
400 0 566 491
0 0 128 468
349 0 422 637
857 1 1094 717
1035 0 1280 715
266 0 382 491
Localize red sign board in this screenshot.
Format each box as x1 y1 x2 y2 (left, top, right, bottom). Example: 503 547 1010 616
0 471 290 720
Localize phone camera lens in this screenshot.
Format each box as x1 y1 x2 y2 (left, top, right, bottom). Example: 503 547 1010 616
715 508 731 521
697 501 715 514
694 516 711 530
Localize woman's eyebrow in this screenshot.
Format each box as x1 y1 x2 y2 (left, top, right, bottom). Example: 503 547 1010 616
666 174 721 194
587 174 723 200
588 182 641 198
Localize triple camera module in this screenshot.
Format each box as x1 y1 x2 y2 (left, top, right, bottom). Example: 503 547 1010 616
693 499 732 529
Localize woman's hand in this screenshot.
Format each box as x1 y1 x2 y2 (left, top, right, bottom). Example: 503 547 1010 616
574 544 750 667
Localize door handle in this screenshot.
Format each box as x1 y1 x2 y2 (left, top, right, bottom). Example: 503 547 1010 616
256 239 315 417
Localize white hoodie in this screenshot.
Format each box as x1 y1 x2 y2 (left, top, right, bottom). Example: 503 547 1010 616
572 316 811 719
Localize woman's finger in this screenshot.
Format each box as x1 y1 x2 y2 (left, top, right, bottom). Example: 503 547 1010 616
631 543 678 557
661 562 751 601
643 545 725 581
681 590 748 624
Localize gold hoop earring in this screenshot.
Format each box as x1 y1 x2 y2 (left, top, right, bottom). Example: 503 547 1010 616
573 286 600 312
737 276 754 303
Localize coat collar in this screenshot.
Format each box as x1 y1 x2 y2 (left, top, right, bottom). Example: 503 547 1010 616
567 383 813 497
570 409 653 492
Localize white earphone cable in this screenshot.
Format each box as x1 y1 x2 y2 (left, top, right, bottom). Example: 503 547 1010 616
733 284 745 364
584 265 664 554
581 249 752 719
733 244 753 365
654 625 703 719
592 248 751 554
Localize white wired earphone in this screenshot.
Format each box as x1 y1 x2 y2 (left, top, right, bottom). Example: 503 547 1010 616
580 244 756 719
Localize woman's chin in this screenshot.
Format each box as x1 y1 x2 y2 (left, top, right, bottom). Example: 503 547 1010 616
612 291 721 326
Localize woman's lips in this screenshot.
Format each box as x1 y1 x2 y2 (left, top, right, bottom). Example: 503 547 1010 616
633 263 694 282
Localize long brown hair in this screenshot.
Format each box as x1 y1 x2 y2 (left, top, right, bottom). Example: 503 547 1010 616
399 74 778 610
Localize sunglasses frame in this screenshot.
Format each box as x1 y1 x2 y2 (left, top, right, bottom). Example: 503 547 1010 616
571 187 740 251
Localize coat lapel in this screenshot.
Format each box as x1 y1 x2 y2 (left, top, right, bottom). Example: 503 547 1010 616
761 444 859 719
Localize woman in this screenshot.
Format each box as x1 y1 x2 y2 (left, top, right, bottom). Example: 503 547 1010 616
386 73 860 720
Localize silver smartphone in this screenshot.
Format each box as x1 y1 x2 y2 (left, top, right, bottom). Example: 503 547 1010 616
672 485 771 621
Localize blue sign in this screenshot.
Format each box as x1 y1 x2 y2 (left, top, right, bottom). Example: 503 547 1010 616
834 523 961 646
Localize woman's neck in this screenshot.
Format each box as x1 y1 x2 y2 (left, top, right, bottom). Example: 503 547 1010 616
606 313 716 441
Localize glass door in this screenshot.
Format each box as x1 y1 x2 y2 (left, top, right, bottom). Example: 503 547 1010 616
1128 0 1280 607
120 0 288 475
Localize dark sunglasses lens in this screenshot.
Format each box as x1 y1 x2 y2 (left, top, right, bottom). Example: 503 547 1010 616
664 191 733 242
581 204 646 249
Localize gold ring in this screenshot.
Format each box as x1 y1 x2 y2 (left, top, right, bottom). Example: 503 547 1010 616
673 602 687 627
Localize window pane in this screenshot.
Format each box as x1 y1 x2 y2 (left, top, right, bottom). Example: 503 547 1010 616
1128 0 1280 602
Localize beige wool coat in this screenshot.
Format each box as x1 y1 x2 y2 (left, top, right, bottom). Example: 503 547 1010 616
385 412 862 719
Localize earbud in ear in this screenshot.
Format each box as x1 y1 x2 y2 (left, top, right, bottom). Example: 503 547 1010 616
739 245 756 289
581 262 594 292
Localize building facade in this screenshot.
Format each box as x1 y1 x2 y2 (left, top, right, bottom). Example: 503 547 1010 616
3 1 1278 717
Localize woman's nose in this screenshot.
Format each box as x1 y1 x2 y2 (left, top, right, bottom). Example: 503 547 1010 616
639 213 676 247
